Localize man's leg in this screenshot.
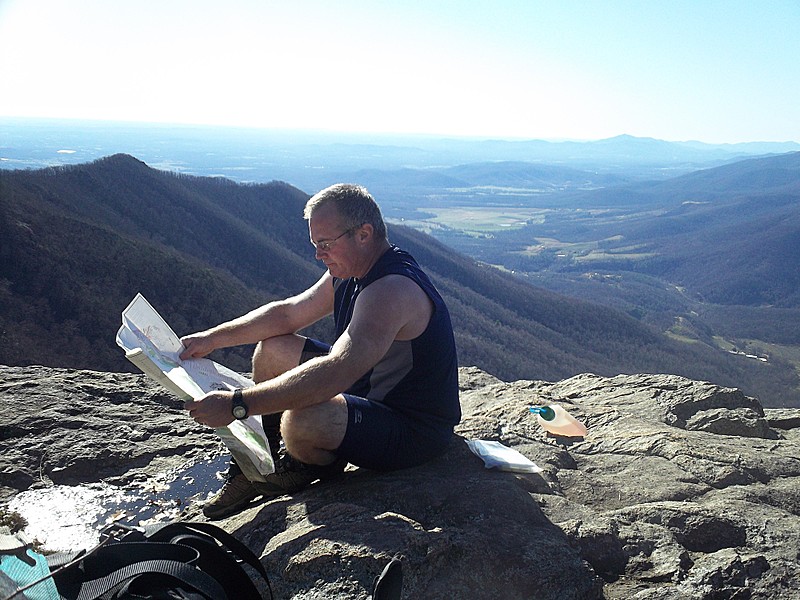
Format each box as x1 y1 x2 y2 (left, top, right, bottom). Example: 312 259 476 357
202 334 308 520
252 334 308 456
252 333 308 380
249 396 350 497
281 395 349 466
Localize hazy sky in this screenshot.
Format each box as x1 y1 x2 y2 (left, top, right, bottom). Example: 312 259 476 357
1 0 798 143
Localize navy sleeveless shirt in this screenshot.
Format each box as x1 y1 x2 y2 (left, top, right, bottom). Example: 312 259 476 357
333 246 461 429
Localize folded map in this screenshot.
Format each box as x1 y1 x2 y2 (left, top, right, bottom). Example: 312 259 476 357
116 293 274 482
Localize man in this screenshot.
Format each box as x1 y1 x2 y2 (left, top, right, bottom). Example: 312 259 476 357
181 183 461 519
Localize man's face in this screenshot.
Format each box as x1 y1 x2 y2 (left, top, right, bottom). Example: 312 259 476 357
308 203 359 278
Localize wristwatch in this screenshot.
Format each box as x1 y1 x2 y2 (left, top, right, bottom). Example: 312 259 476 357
231 388 249 420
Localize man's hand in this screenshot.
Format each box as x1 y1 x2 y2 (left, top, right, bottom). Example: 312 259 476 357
180 332 216 360
185 391 235 428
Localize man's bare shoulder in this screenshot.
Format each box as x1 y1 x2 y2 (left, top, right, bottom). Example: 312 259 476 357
362 273 427 300
355 274 433 340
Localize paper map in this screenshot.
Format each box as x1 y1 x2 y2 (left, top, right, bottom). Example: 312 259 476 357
116 294 274 480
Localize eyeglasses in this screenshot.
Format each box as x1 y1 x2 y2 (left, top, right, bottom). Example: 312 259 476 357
311 225 360 252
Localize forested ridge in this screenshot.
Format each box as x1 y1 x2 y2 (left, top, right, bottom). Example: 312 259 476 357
0 155 794 405
478 151 800 308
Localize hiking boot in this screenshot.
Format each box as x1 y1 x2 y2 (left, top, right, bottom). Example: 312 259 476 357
202 453 347 519
253 452 348 496
202 471 262 520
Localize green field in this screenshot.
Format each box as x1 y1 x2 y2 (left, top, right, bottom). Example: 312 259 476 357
414 206 550 232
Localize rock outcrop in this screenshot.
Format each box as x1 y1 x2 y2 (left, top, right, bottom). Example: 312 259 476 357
1 365 799 599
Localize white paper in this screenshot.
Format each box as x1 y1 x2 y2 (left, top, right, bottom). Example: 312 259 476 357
116 294 274 481
116 294 253 400
465 439 543 474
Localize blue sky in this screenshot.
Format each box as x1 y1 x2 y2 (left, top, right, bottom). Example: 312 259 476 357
1 0 798 143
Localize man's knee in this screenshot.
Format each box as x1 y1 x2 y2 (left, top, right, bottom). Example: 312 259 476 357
252 334 305 382
281 408 318 451
281 399 348 462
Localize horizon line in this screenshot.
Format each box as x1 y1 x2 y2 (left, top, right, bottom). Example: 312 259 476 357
2 115 799 147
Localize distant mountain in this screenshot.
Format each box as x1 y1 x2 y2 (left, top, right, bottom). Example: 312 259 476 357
639 154 800 305
440 152 800 406
305 137 800 197
607 150 800 205
473 152 800 304
0 154 783 404
414 134 800 175
560 152 800 307
3 118 799 191
341 161 628 214
440 161 627 189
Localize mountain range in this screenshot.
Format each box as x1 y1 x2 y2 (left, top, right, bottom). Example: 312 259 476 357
3 118 799 190
417 151 800 409
1 154 793 406
469 151 800 305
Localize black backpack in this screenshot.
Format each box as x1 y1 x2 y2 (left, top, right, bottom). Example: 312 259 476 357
4 521 403 600
44 521 272 600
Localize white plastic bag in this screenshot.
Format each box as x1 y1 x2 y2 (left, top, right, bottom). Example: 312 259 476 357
465 440 543 474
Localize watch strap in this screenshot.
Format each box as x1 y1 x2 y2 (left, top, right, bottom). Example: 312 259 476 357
231 388 248 419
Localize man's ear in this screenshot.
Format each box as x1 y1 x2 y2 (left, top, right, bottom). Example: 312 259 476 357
356 223 374 243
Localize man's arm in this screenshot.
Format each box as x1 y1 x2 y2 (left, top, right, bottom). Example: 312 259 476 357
246 274 433 410
185 275 433 427
179 272 335 359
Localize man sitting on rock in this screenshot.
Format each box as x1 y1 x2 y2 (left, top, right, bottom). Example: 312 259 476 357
181 183 461 519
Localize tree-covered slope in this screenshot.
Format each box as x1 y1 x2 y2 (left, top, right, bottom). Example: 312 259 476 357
0 156 792 404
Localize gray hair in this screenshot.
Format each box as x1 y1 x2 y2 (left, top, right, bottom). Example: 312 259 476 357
304 183 388 241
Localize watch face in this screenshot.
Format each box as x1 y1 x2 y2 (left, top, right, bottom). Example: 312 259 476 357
233 404 247 419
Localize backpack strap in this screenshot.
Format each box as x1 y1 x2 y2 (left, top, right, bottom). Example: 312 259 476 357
44 522 273 600
48 541 220 600
144 522 272 596
73 558 227 600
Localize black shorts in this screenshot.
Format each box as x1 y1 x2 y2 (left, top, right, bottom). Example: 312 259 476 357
301 338 452 471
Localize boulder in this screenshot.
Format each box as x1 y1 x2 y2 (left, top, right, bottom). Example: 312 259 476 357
0 365 222 503
1 365 799 599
